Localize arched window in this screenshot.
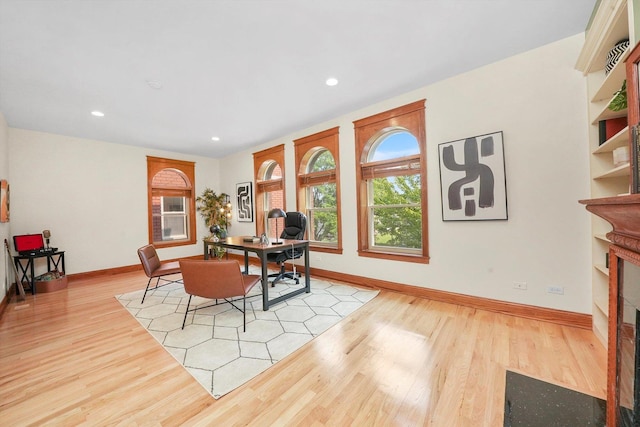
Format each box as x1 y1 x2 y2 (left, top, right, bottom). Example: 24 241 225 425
354 100 429 263
147 156 196 247
253 145 285 237
294 127 342 253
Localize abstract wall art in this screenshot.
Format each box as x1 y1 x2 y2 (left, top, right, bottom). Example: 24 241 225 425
236 182 253 222
438 131 508 221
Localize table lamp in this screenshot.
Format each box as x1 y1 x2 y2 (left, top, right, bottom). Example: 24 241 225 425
267 208 286 245
42 229 51 249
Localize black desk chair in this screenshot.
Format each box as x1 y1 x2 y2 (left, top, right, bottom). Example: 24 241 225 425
267 211 307 286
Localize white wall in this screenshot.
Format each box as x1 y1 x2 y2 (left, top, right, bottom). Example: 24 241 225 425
0 113 10 303
8 130 221 275
3 34 592 314
221 34 592 313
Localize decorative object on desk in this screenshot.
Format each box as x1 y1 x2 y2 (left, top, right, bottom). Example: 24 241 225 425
42 229 51 249
260 232 269 246
209 224 222 240
605 38 629 75
236 182 253 222
208 225 226 259
608 79 627 112
267 208 286 244
0 179 9 223
196 188 232 235
116 273 379 399
438 131 508 221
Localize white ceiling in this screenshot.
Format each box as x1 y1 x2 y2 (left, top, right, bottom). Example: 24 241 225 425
0 0 596 159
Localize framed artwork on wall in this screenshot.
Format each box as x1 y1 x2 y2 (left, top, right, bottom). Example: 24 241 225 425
236 182 253 222
438 131 508 221
0 179 9 223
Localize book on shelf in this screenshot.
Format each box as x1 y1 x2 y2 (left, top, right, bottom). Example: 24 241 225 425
242 236 260 243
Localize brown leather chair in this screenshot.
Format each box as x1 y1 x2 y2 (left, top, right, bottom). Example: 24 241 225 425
137 244 182 303
179 259 261 332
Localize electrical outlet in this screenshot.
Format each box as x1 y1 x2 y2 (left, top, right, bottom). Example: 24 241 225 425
513 282 527 290
547 286 564 295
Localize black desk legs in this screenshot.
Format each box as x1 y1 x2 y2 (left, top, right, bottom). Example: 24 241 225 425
14 259 35 295
304 248 310 293
260 253 269 311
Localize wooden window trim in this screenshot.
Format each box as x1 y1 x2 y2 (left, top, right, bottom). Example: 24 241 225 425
146 156 196 248
253 144 285 236
353 101 429 263
294 127 342 253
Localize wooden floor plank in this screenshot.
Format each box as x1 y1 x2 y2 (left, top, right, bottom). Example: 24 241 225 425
0 271 607 426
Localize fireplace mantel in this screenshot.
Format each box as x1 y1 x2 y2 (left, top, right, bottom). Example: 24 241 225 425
579 194 640 252
580 194 640 425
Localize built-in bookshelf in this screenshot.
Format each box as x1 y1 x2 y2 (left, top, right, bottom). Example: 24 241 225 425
575 0 636 347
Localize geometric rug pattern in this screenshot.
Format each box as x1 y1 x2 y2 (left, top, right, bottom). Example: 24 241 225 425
116 268 378 398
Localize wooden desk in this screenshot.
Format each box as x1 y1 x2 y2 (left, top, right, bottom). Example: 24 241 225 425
203 237 310 310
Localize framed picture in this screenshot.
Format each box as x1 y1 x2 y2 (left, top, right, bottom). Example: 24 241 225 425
438 131 508 221
0 179 9 223
236 182 253 222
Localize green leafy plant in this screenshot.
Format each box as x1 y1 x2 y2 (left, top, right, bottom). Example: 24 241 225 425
609 80 627 112
196 188 231 230
196 188 231 259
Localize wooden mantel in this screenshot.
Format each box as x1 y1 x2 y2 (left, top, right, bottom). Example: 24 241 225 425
580 194 640 252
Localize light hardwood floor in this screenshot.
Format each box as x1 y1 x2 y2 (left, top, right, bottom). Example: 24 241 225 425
0 271 607 426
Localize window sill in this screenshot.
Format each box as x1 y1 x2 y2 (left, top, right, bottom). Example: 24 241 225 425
309 245 343 255
358 249 429 264
152 239 196 249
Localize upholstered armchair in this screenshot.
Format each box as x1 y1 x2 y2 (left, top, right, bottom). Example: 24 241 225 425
137 244 182 303
179 259 261 332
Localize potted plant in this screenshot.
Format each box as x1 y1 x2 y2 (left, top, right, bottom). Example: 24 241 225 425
609 80 627 111
196 188 232 259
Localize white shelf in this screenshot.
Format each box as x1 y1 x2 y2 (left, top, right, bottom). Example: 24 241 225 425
593 125 629 153
595 264 610 276
576 0 629 73
591 46 631 102
592 103 628 124
595 295 610 317
593 162 631 179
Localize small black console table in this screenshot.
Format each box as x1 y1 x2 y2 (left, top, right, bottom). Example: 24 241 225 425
13 250 65 295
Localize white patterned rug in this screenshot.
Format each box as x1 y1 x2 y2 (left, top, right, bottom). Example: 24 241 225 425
116 269 378 399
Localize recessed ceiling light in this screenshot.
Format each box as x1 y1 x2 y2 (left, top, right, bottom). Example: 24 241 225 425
211 136 221 142
326 77 339 86
91 111 104 117
146 79 163 90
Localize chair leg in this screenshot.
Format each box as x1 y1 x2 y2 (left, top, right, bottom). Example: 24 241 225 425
182 295 193 329
243 296 246 332
141 277 153 303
